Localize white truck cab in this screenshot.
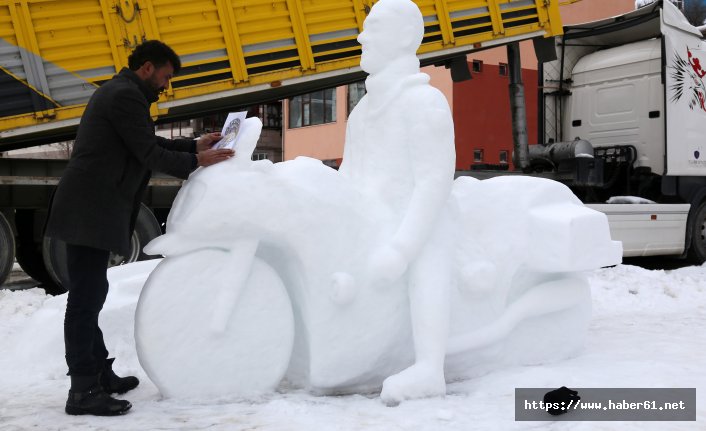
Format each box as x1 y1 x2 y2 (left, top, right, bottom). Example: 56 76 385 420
539 0 706 261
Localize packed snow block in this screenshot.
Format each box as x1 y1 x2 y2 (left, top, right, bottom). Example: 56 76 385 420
135 0 623 400
136 153 620 400
528 202 623 272
138 124 415 396
445 175 617 375
136 253 295 399
451 175 621 273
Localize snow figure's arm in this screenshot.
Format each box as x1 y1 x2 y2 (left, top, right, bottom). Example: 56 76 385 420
370 94 455 284
390 105 455 258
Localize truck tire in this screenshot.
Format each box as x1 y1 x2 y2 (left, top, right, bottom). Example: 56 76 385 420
41 237 69 295
688 201 706 264
42 204 163 294
0 212 15 287
14 210 53 285
133 203 163 261
15 242 53 285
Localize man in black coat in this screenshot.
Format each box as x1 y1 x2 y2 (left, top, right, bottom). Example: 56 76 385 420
45 40 234 416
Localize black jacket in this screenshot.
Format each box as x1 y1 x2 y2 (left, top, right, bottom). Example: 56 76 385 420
45 68 197 255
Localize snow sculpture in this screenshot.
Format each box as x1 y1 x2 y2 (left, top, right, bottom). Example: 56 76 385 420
135 0 622 403
335 0 456 404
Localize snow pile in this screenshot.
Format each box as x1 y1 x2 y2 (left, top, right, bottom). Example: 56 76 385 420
590 264 706 314
0 262 704 430
0 287 49 335
0 260 160 385
606 196 657 204
636 0 656 8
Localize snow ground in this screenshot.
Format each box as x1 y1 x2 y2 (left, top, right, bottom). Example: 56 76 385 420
0 262 704 431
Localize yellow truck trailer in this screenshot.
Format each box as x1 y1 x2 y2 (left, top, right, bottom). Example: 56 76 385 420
0 0 562 149
0 0 563 290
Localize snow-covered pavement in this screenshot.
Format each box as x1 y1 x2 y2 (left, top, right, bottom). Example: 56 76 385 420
0 262 703 430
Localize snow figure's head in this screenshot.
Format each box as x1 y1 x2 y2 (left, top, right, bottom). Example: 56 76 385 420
357 0 424 74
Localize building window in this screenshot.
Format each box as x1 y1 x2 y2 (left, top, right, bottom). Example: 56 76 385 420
499 63 508 76
322 159 340 169
256 103 282 129
156 120 189 131
348 81 366 116
474 149 484 163
155 120 192 138
472 60 483 73
289 88 337 128
252 152 269 161
499 150 508 164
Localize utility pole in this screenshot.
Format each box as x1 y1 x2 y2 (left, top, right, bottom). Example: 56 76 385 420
507 42 529 171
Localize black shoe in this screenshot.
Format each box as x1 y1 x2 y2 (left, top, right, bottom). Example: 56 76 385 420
101 358 139 394
65 385 132 416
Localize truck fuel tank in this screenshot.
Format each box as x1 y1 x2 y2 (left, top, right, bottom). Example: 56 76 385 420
529 139 594 167
528 139 603 186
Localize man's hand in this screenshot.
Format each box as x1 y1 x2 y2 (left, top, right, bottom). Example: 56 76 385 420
196 132 222 152
197 148 234 167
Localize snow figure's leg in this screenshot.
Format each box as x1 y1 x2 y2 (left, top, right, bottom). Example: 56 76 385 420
446 275 589 355
380 239 450 406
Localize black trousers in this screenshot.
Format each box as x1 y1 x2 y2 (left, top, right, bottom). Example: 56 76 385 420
64 243 110 376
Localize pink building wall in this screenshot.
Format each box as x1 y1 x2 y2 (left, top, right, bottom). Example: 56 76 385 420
281 66 454 162
282 86 348 162
282 0 636 162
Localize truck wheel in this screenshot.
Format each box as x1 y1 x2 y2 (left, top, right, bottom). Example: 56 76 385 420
688 201 706 264
16 242 53 285
41 236 69 294
133 203 162 260
0 212 15 287
42 204 164 294
107 204 162 265
14 209 53 284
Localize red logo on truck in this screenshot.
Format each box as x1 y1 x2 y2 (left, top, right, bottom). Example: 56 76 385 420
670 47 706 113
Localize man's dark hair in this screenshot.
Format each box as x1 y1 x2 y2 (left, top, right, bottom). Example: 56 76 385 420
128 40 181 74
